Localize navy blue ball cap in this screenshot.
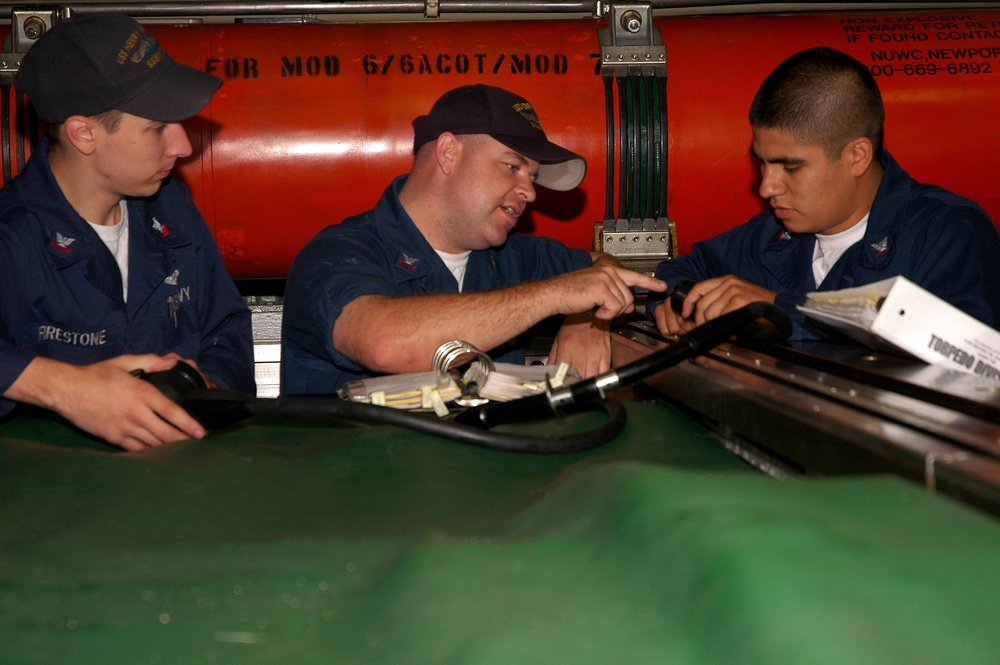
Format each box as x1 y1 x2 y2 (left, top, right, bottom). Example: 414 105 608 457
16 13 222 124
412 84 587 191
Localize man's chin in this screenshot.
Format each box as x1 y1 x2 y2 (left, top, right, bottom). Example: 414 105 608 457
129 182 166 199
777 215 813 234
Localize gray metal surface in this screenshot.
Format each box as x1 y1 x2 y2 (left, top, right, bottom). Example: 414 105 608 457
613 320 1000 516
1 0 999 21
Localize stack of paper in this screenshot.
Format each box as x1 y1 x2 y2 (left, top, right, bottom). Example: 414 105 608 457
338 361 580 416
799 276 1000 381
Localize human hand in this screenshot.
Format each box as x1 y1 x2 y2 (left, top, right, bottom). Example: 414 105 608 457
161 352 219 389
8 355 207 451
669 275 777 328
653 298 697 337
556 261 666 321
548 312 611 378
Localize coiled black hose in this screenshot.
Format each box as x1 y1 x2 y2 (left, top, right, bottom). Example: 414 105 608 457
453 301 792 428
142 300 790 454
176 387 627 455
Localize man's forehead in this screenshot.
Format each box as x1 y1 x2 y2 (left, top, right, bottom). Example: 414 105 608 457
469 136 539 169
500 148 535 166
751 127 820 161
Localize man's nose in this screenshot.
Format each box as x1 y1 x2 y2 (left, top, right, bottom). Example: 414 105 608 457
758 166 785 199
518 177 537 203
165 123 193 159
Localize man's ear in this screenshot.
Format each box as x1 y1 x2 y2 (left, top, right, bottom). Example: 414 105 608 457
847 137 875 176
62 116 98 156
434 131 460 176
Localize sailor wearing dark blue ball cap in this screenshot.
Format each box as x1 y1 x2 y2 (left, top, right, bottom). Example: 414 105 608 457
282 83 665 396
16 12 221 123
0 13 253 451
412 83 587 191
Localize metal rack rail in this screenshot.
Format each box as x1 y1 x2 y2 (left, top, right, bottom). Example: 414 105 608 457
614 320 1000 517
0 0 997 21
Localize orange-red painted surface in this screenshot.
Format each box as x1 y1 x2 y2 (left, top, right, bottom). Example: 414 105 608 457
6 9 1000 278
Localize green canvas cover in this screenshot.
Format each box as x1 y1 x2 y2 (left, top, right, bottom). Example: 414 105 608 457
2 400 999 664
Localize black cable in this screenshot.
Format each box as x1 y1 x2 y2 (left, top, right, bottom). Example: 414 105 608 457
642 70 654 221
139 302 788 453
628 74 641 220
654 70 668 220
602 72 615 222
134 361 624 453
454 302 792 429
175 389 627 455
615 69 629 221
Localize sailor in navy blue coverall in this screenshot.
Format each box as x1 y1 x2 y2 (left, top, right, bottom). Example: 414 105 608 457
281 84 665 395
648 47 1000 342
648 150 1000 340
0 138 254 397
0 14 253 450
281 174 593 395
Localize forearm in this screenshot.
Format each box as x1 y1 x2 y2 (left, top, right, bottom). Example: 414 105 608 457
337 280 565 374
4 357 68 410
335 259 665 375
6 355 207 449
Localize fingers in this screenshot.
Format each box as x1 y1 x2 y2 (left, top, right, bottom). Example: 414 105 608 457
111 352 218 395
694 283 742 323
591 261 666 294
618 270 667 293
553 263 666 320
561 269 629 320
133 383 206 442
107 353 179 375
675 276 778 326
582 265 665 320
104 404 205 451
175 357 219 389
112 436 149 453
550 313 612 378
653 300 695 336
54 358 206 450
11 354 210 451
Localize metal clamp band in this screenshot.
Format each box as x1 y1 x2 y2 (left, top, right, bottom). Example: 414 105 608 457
432 339 494 380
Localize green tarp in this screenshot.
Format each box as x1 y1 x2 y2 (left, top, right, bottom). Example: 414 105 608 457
2 400 999 664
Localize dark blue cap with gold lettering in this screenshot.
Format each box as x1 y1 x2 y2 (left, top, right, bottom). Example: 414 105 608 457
412 84 587 191
17 13 222 123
